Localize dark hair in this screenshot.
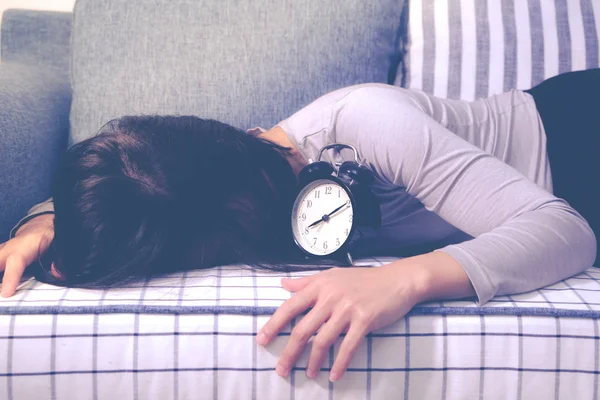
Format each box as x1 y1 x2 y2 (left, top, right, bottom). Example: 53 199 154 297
42 115 322 288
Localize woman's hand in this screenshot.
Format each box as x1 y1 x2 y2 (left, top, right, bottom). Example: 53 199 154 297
257 261 425 382
0 214 55 297
257 252 476 382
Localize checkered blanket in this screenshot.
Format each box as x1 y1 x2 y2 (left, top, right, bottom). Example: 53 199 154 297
1 257 599 400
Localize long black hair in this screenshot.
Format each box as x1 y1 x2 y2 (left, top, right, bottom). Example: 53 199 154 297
42 115 330 288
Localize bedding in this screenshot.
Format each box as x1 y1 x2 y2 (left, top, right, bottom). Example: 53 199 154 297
1 257 599 400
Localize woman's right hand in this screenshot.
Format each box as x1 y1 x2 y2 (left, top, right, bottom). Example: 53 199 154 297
0 214 55 297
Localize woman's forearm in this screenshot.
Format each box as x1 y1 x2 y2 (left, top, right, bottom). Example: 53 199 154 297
9 198 55 239
384 251 477 305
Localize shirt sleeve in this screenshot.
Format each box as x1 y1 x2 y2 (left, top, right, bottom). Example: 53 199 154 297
331 86 597 304
9 198 55 239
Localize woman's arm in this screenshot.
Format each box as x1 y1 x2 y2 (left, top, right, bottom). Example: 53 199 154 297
9 198 55 239
258 251 474 381
335 86 596 304
1 212 54 297
1 198 55 297
260 84 596 381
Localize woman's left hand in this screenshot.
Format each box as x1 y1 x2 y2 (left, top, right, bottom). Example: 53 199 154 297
256 262 426 382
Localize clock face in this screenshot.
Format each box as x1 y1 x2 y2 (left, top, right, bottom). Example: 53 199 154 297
291 179 355 256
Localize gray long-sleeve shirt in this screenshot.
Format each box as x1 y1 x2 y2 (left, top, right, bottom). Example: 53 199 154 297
277 84 597 304
13 84 597 304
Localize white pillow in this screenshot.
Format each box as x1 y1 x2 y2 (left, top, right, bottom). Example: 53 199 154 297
396 0 600 100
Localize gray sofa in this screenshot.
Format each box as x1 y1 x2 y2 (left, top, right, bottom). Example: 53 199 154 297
0 0 407 239
0 10 72 239
1 2 600 399
2 1 598 240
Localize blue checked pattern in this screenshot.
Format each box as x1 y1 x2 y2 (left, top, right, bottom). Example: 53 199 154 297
1 257 599 399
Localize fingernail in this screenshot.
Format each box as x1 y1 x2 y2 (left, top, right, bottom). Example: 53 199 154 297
256 332 268 345
330 371 340 382
276 364 289 378
306 368 316 379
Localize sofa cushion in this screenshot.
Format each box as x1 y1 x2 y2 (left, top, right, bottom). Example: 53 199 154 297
397 0 600 100
70 0 404 145
0 62 70 239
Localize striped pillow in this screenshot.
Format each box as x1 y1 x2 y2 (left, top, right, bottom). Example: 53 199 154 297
396 0 600 100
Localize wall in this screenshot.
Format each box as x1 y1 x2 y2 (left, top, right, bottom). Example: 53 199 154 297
0 0 75 17
0 0 75 59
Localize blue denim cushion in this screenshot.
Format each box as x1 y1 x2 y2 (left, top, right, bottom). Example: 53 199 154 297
70 0 404 144
0 63 70 239
1 10 72 71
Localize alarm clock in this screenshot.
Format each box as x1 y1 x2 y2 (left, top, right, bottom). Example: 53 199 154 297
291 143 381 261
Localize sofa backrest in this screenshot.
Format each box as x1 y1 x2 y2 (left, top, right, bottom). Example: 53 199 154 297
69 0 405 145
4 1 599 145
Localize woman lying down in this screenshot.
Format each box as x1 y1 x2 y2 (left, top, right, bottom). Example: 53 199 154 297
0 69 598 382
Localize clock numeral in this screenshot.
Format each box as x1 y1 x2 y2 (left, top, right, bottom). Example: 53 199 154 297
306 200 313 208
313 237 318 245
323 241 328 250
325 186 332 195
338 189 341 198
315 190 320 199
335 238 340 246
304 228 309 235
301 213 306 221
349 214 353 222
345 228 349 236
346 200 350 206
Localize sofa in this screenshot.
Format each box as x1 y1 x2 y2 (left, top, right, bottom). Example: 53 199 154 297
1 1 599 399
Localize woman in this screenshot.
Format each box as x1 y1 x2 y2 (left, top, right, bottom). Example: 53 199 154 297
0 69 598 382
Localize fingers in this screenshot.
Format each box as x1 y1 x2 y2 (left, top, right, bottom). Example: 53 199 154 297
50 262 65 280
0 242 8 271
306 314 349 379
281 275 313 293
275 305 331 378
329 324 367 382
0 217 55 298
1 255 27 298
257 284 317 346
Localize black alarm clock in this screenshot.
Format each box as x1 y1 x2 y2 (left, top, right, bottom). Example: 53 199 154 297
291 143 381 261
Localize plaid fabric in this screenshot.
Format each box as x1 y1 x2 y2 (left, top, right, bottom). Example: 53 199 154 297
1 257 599 399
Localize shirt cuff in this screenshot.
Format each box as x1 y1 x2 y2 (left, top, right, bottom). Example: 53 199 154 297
9 199 55 239
435 246 496 305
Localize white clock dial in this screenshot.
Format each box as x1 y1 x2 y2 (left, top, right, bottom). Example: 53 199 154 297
291 179 354 256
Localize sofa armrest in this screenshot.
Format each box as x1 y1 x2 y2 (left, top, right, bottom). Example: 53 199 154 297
0 62 71 239
1 9 72 70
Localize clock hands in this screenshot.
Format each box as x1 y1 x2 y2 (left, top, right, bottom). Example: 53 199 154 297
325 202 350 220
307 218 326 229
307 202 350 229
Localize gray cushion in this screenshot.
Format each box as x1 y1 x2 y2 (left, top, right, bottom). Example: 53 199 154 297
0 62 71 239
70 0 404 145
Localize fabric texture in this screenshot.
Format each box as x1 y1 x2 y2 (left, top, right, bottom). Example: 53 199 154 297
1 258 599 400
69 0 405 146
278 83 596 304
0 9 72 70
0 63 70 241
397 0 600 100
